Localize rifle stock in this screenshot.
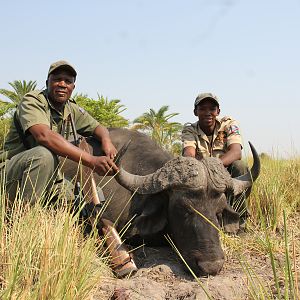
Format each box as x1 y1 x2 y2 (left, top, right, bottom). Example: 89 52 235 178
77 137 137 278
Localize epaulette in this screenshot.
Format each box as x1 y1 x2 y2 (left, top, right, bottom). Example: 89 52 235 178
182 122 199 135
25 89 44 98
220 116 233 122
183 121 198 128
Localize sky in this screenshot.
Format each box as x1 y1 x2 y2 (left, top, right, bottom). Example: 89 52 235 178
1 0 300 158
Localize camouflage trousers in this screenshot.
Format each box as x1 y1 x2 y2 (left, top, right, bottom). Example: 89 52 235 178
3 146 74 205
227 160 251 220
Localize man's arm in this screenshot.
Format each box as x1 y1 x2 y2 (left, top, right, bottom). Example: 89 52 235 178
29 124 118 175
181 123 198 158
219 143 242 167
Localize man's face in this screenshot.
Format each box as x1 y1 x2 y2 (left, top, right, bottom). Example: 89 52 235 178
194 98 220 128
47 69 75 106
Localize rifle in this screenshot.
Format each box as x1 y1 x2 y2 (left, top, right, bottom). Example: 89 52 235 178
68 109 137 278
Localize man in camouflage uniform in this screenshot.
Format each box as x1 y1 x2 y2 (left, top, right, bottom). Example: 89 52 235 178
181 92 249 221
0 60 118 203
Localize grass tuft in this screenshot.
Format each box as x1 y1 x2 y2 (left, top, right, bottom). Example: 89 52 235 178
0 195 112 299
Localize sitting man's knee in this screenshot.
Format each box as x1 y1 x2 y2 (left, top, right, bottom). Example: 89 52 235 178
34 146 58 167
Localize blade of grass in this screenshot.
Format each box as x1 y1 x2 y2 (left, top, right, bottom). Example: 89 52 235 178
165 234 212 300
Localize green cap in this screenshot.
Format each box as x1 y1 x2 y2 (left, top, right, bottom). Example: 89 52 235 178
47 60 77 78
194 92 219 107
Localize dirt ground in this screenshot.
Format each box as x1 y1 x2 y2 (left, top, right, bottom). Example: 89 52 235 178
93 238 276 300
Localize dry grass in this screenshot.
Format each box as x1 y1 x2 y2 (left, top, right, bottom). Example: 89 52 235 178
0 155 299 299
222 155 300 299
0 196 112 299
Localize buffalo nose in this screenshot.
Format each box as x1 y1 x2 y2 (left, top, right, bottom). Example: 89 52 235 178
197 258 224 276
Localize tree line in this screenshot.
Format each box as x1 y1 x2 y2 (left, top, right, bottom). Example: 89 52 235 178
0 80 182 154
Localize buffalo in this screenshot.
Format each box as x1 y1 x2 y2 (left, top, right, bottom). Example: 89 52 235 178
63 128 260 276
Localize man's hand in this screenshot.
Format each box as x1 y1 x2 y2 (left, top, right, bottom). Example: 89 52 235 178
219 143 242 167
183 146 196 158
102 139 118 160
93 125 118 159
90 155 119 176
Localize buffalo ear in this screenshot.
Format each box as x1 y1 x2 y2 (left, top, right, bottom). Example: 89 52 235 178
135 211 167 236
217 204 240 234
134 195 168 236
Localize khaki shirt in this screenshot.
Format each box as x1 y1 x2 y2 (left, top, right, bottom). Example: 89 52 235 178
0 89 99 162
181 116 242 159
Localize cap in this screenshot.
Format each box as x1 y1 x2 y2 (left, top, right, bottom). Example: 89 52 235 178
194 92 219 107
47 60 77 78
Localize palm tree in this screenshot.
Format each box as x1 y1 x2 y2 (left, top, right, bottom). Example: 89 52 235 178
132 105 182 151
0 80 37 105
163 121 183 152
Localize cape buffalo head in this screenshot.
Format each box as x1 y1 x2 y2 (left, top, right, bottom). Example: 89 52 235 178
115 142 260 276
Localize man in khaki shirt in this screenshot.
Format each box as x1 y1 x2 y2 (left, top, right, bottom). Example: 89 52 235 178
182 93 249 220
1 60 118 203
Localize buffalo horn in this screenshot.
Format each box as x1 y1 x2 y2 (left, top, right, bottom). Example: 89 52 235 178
116 157 202 194
232 142 261 196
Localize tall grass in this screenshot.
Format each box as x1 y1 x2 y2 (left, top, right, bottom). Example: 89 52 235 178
0 194 112 299
0 153 299 299
223 155 300 299
250 156 300 231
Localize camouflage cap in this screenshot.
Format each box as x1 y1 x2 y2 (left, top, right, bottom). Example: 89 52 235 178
194 92 219 107
47 60 77 78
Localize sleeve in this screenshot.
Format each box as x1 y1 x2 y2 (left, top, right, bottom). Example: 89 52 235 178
181 123 197 149
223 118 242 146
18 92 50 132
72 104 100 136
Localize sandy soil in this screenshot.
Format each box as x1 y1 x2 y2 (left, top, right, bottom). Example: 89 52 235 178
93 237 276 300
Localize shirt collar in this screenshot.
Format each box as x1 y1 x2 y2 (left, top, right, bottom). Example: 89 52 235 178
196 118 222 142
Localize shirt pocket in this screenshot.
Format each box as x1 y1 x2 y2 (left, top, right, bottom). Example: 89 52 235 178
214 131 227 150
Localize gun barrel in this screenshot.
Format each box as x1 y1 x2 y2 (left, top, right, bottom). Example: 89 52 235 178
102 218 137 277
75 136 137 277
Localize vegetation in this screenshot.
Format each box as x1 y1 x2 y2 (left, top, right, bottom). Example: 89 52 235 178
132 105 182 154
249 157 300 231
0 119 11 148
74 93 129 128
0 80 37 105
0 80 37 117
0 101 14 119
0 80 38 144
221 155 300 299
0 196 111 299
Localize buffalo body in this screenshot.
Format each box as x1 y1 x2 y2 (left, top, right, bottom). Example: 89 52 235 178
62 128 260 276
